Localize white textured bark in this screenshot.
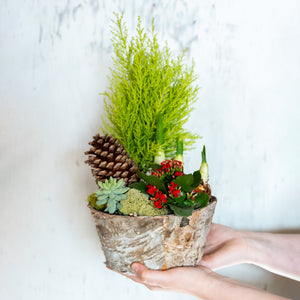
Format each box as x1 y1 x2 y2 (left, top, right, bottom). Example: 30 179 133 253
89 197 217 274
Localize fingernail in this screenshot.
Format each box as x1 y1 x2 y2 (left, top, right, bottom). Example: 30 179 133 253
131 263 139 273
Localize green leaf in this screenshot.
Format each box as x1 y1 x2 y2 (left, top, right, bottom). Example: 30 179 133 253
95 194 108 201
103 179 110 189
97 189 111 195
106 199 117 214
115 178 125 188
96 198 108 206
97 181 104 189
173 174 194 192
192 171 202 189
201 145 207 163
129 181 147 193
114 187 130 194
169 204 193 217
194 193 209 208
138 172 167 193
114 194 127 201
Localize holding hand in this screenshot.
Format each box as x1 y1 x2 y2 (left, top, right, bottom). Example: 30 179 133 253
129 262 289 300
199 223 251 270
110 223 299 299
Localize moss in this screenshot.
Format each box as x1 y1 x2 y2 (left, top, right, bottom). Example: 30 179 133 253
87 193 106 211
120 189 168 216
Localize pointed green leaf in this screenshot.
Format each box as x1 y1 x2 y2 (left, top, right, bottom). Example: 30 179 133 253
97 181 104 188
96 198 108 205
95 194 108 201
107 199 117 214
114 187 130 194
115 178 124 188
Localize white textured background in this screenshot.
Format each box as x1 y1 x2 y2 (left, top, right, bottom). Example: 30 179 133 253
1 1 299 299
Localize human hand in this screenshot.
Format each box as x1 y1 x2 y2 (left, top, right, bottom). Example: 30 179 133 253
128 263 214 297
122 262 290 300
199 223 250 270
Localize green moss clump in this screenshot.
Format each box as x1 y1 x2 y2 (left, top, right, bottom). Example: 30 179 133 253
120 189 168 216
87 193 106 211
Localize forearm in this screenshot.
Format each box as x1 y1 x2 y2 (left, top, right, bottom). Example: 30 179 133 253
245 232 300 281
192 271 290 300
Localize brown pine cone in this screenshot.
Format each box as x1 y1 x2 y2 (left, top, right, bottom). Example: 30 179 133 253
84 134 139 186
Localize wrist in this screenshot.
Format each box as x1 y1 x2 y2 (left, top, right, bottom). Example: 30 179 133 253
189 268 222 299
242 231 270 266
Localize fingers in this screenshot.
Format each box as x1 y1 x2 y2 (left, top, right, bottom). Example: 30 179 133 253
199 239 245 270
106 264 166 291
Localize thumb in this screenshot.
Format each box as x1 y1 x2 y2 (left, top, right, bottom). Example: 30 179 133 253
131 263 166 286
131 263 149 277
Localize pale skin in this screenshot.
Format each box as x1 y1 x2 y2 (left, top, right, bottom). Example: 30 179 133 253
116 224 300 300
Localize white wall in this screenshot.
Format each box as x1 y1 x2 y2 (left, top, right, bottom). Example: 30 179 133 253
0 1 299 299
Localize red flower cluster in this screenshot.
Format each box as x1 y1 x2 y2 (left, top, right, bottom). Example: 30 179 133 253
168 182 181 198
152 159 183 178
147 185 167 209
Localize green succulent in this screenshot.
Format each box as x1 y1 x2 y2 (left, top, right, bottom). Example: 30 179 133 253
95 177 129 214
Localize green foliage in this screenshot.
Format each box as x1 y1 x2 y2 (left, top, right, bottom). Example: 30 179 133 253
138 172 167 193
200 145 209 183
168 204 193 217
120 188 168 216
173 171 201 193
95 177 129 214
194 193 210 209
129 181 147 193
102 13 200 171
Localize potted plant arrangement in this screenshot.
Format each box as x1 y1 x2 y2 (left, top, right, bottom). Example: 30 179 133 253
84 13 217 275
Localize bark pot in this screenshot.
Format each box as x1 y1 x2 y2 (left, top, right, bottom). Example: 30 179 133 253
89 197 217 275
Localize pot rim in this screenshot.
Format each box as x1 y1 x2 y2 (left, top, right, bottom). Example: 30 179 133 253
88 196 217 219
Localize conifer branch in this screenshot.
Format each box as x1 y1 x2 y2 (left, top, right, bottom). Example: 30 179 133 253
101 13 200 171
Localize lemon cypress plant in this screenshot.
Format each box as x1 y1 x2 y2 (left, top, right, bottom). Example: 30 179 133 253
102 13 200 171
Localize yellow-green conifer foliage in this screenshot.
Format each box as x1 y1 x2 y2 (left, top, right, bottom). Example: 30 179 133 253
102 13 200 171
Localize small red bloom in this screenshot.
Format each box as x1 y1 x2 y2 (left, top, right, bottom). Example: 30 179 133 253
168 182 179 192
174 171 182 177
154 191 161 200
160 194 168 203
154 200 162 209
147 185 158 195
172 189 181 198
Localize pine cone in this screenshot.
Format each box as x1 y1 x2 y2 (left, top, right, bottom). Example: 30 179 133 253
84 134 139 186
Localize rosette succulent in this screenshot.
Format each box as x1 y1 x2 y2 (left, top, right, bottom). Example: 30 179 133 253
95 177 129 214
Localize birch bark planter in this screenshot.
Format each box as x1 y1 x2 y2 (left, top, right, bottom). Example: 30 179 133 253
89 197 217 275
